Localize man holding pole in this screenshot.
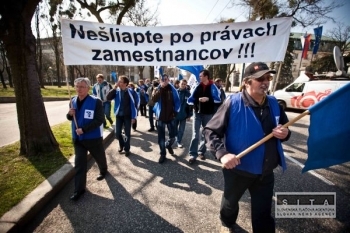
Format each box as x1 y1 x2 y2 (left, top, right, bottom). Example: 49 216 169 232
67 77 108 201
203 62 291 233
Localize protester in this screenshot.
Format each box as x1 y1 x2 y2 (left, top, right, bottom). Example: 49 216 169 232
147 79 159 132
174 80 180 89
128 82 138 131
107 76 139 157
187 69 221 164
203 62 291 233
137 79 148 117
175 79 192 148
214 78 226 112
152 74 180 163
92 74 113 128
67 77 108 201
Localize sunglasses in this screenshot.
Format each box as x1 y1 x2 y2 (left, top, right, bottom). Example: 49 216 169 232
255 75 273 82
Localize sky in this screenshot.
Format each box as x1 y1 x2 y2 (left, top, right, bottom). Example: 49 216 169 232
155 0 350 35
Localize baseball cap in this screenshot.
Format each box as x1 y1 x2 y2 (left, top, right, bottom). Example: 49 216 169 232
243 62 276 79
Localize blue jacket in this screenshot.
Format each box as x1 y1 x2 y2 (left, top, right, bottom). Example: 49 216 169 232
176 88 192 121
153 84 181 119
136 84 149 104
71 95 103 140
225 93 287 174
92 81 112 102
113 88 139 119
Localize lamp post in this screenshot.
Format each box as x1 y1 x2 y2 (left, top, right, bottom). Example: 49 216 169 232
128 67 131 80
48 66 53 86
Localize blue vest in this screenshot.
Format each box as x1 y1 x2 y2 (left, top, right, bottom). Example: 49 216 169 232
71 95 103 140
113 88 138 119
226 93 286 174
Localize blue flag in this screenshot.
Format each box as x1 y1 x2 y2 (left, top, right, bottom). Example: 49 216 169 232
312 26 323 55
178 73 183 80
302 82 350 173
111 71 117 82
159 67 164 80
177 65 204 82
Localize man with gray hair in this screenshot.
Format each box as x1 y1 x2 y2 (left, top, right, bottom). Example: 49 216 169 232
67 77 108 201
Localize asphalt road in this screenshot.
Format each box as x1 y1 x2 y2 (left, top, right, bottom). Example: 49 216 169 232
22 110 350 233
0 101 69 147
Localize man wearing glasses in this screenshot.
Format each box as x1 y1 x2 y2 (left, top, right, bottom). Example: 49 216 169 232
152 74 180 164
203 62 291 233
67 78 108 201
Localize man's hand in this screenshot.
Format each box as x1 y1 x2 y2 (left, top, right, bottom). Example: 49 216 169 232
220 153 240 169
272 124 289 140
75 128 84 136
199 97 209 102
68 108 76 116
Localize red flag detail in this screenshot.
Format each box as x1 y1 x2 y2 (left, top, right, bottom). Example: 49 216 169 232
302 34 311 59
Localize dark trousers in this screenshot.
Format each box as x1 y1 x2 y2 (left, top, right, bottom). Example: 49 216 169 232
148 105 155 129
73 138 108 193
221 170 275 233
116 115 132 152
140 104 147 116
157 119 176 157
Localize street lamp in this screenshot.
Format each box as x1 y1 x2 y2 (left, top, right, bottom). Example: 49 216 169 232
48 66 53 86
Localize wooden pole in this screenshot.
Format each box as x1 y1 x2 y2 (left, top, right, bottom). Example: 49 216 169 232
65 66 78 128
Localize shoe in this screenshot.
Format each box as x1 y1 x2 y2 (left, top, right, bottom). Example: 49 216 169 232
148 128 155 132
198 153 206 160
188 156 196 164
125 151 130 157
96 173 106 181
220 226 234 233
167 145 174 155
158 156 166 164
118 147 124 153
177 142 183 148
70 189 85 201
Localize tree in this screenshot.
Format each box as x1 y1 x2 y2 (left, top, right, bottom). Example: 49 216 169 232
326 22 350 54
0 0 60 156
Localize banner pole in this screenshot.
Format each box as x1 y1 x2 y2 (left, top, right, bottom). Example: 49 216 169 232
219 110 310 165
65 66 78 128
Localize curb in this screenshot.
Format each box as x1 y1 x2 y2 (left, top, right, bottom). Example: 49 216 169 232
0 128 115 233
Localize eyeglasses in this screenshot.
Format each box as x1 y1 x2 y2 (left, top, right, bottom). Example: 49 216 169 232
255 75 273 82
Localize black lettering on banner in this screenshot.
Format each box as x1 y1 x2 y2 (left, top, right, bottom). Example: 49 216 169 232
170 33 181 46
200 31 211 45
144 50 154 62
114 50 132 61
87 30 98 40
133 51 143 62
98 30 109 41
92 49 102 60
103 50 113 61
182 33 193 43
199 49 209 60
175 50 185 61
133 32 145 46
163 50 173 61
70 24 85 39
210 49 221 59
187 49 197 61
255 27 265 36
153 33 163 43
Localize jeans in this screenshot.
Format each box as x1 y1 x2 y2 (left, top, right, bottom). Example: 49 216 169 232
220 170 275 233
189 112 213 158
115 115 132 152
157 119 176 157
103 102 113 125
148 105 155 129
175 118 186 144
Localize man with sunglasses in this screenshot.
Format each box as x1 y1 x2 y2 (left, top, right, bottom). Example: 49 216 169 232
203 62 291 233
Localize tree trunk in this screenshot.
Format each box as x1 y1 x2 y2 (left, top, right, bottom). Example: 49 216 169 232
2 1 59 156
0 72 7 89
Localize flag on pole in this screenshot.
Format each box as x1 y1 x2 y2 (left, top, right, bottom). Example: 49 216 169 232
178 73 184 80
159 67 164 80
177 65 204 82
111 71 117 82
302 82 350 173
312 26 323 55
301 33 311 59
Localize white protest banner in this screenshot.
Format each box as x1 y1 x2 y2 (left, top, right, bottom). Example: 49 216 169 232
61 17 292 66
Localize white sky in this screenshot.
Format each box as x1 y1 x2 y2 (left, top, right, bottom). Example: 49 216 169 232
155 0 350 34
